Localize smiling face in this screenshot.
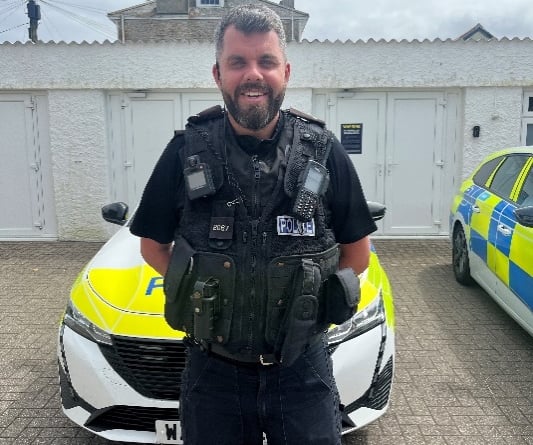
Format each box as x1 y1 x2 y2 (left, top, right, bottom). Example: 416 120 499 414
213 25 291 139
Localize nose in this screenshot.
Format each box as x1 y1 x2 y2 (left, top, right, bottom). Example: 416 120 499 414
244 62 263 82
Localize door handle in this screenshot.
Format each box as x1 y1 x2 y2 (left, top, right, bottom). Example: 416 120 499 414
386 162 399 175
497 224 512 237
472 205 480 213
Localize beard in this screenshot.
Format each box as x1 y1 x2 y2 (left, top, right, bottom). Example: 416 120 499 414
222 82 286 131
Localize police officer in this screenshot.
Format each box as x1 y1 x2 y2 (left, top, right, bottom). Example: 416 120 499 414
130 4 377 444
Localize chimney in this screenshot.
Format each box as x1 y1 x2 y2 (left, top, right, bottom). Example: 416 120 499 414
157 0 188 14
279 0 294 8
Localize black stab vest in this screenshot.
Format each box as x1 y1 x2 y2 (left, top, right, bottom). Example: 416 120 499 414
177 108 339 357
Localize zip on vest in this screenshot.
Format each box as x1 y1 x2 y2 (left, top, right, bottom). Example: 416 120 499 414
249 152 261 351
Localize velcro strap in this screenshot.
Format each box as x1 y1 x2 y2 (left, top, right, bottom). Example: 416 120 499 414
301 258 316 294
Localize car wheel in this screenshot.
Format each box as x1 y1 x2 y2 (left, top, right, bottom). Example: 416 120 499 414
452 225 474 285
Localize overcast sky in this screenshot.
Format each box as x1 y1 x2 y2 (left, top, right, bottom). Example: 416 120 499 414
0 0 532 44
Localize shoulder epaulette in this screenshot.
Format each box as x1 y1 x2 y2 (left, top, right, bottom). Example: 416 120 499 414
187 105 225 124
168 130 185 145
287 108 326 128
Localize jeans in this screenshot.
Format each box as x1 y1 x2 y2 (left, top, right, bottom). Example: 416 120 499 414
180 336 341 445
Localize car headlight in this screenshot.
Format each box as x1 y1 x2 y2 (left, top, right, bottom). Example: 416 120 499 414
327 292 385 346
63 301 113 346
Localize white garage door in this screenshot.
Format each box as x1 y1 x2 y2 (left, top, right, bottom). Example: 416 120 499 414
0 94 56 239
107 91 223 207
321 90 460 236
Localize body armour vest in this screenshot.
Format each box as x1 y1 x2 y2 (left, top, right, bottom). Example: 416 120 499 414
173 107 339 359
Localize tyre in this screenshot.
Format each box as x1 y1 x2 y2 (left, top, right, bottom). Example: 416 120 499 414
452 224 474 285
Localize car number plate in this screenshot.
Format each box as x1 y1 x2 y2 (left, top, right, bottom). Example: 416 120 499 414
155 420 182 444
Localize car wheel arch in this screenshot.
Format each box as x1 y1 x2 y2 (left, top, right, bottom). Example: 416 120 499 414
452 222 475 286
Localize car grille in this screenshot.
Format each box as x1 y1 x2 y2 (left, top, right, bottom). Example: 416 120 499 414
85 405 179 431
346 356 394 412
99 336 186 400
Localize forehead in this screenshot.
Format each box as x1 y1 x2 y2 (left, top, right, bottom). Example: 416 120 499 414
219 25 284 60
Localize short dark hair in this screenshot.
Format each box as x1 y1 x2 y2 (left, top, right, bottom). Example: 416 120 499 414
214 4 287 61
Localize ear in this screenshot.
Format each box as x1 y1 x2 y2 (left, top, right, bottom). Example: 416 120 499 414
212 63 222 87
284 62 291 84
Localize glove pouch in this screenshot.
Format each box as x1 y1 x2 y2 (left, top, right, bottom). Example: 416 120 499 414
324 268 360 325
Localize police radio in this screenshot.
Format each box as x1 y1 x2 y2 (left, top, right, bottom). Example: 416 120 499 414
291 160 329 221
184 155 216 200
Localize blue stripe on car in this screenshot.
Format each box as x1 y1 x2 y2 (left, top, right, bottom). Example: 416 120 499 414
509 261 533 311
470 228 487 263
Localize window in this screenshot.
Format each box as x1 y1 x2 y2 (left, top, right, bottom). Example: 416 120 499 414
517 163 533 207
521 92 533 145
489 155 529 201
197 0 223 6
524 91 533 115
473 156 503 187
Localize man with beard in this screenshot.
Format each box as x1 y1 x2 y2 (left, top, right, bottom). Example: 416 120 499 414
130 4 376 444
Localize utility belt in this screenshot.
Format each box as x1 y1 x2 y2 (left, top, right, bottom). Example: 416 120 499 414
164 237 361 367
189 334 324 367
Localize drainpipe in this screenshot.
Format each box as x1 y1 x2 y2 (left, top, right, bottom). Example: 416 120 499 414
121 14 125 43
291 12 294 41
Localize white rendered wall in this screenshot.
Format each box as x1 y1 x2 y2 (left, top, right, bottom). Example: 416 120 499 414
48 90 110 240
462 87 524 176
1 38 532 240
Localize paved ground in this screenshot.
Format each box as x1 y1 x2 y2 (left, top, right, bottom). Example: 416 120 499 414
0 239 531 444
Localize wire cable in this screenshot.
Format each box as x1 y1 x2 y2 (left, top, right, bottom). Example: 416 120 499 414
39 0 117 40
0 20 27 34
46 0 108 14
0 1 23 27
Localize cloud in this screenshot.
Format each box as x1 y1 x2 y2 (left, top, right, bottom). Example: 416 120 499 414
297 0 533 41
0 0 531 43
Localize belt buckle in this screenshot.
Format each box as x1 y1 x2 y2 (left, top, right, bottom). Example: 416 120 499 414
259 354 274 366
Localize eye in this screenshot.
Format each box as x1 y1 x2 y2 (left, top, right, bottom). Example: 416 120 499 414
260 57 279 69
227 58 246 69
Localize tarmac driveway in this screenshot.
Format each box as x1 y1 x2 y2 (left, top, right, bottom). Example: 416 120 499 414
0 239 531 445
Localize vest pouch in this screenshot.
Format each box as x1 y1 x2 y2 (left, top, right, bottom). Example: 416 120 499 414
323 268 360 325
276 258 321 366
265 244 339 347
163 236 196 331
188 252 236 344
265 262 296 346
279 294 318 367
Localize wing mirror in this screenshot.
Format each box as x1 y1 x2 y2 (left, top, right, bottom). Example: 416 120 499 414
367 201 386 222
101 202 129 226
514 206 533 228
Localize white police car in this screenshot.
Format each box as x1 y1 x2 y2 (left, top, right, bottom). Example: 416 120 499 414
58 202 395 444
450 147 533 336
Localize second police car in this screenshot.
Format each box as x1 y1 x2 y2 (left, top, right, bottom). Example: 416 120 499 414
450 147 533 336
58 201 395 444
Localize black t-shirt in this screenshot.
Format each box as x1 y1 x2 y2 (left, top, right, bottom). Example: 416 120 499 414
130 122 376 245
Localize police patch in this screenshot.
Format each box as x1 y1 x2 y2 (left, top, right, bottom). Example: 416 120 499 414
277 216 316 236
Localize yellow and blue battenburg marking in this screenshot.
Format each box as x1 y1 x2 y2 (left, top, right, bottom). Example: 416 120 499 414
457 183 533 311
68 247 394 338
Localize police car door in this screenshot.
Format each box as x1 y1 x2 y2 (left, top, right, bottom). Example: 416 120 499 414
501 158 533 324
487 154 531 300
468 161 503 287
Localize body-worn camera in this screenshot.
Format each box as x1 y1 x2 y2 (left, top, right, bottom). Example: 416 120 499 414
184 155 217 200
191 277 220 340
291 160 329 221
